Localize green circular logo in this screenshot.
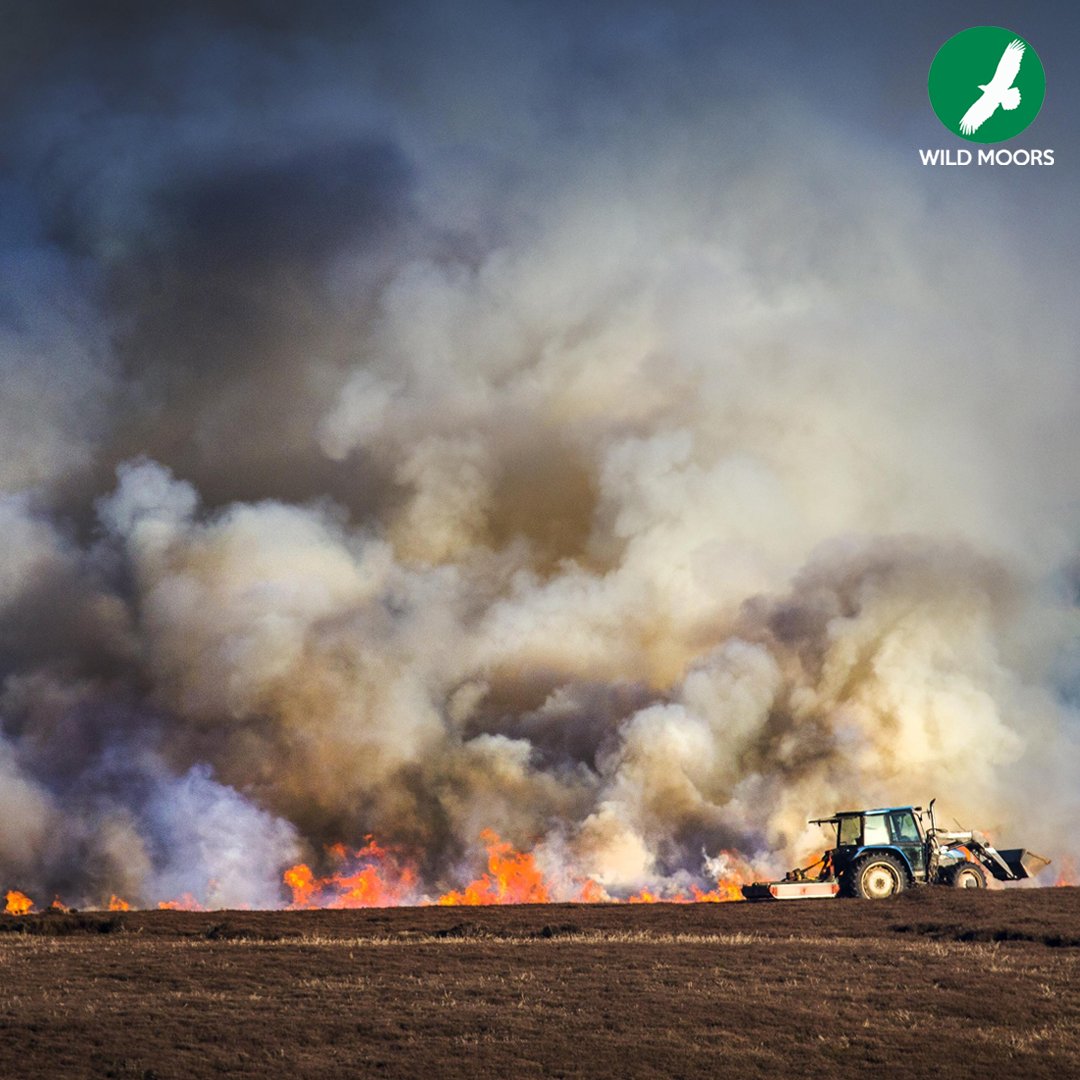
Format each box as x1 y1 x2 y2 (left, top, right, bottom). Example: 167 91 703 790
928 27 1045 143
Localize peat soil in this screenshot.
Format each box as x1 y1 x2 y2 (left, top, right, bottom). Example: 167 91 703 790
1 886 1078 1079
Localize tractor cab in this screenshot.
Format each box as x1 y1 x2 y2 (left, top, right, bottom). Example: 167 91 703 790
813 806 931 896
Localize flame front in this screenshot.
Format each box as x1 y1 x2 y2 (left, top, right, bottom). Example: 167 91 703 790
577 879 608 903
286 837 419 908
5 890 34 915
158 893 205 911
624 850 755 903
1052 856 1077 887
286 831 748 908
3 836 757 911
437 829 551 906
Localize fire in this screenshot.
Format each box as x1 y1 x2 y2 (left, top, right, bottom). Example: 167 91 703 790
4 890 34 916
1052 856 1077 887
285 837 419 908
4 838 763 913
691 880 746 903
577 878 608 903
625 849 755 903
284 863 317 905
281 831 753 907
158 893 205 911
627 890 704 904
437 829 550 905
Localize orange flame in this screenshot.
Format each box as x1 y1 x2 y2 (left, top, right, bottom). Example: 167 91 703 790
577 878 608 903
158 893 205 911
4 837 768 913
1052 856 1076 887
437 829 550 905
285 837 419 909
691 880 746 903
282 832 756 907
626 850 753 903
4 890 34 916
626 890 702 904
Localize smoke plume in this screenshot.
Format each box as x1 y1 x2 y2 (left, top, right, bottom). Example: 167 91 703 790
1 2 1078 905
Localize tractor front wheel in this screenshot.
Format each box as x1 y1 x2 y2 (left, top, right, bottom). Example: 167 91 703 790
849 853 907 900
947 862 987 889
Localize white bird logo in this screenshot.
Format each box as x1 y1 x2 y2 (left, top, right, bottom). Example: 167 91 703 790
959 39 1025 135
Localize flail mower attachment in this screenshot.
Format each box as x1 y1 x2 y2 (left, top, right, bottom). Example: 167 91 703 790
741 880 840 901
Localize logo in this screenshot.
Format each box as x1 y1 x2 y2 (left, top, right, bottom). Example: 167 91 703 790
928 27 1045 143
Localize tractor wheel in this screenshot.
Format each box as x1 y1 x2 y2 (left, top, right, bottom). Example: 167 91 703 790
947 862 987 889
850 853 907 900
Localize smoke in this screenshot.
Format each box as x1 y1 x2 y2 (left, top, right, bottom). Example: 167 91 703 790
1 2 1078 905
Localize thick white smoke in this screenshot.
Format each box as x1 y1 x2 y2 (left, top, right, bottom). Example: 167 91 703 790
1 4 1078 905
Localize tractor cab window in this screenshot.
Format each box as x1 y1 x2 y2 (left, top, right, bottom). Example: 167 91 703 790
838 816 861 846
862 814 890 845
889 811 921 843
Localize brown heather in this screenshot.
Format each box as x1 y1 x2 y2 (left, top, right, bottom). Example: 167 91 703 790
2 887 1079 1078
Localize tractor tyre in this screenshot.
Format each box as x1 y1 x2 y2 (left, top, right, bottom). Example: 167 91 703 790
849 853 908 900
947 862 987 889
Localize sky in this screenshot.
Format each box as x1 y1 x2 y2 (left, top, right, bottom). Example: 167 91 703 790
1 1 1077 907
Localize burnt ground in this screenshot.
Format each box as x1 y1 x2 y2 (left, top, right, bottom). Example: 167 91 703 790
2 888 1079 1079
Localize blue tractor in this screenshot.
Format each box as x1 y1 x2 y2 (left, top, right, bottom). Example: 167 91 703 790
742 800 1049 901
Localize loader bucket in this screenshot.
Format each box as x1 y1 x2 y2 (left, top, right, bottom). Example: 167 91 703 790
995 849 1051 881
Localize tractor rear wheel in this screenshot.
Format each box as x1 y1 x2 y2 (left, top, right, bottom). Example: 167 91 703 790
947 862 987 889
849 853 907 900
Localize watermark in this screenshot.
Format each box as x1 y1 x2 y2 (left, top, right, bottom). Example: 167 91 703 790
918 147 1053 166
920 27 1051 166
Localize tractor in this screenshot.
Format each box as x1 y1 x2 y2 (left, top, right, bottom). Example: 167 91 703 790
742 800 1050 901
